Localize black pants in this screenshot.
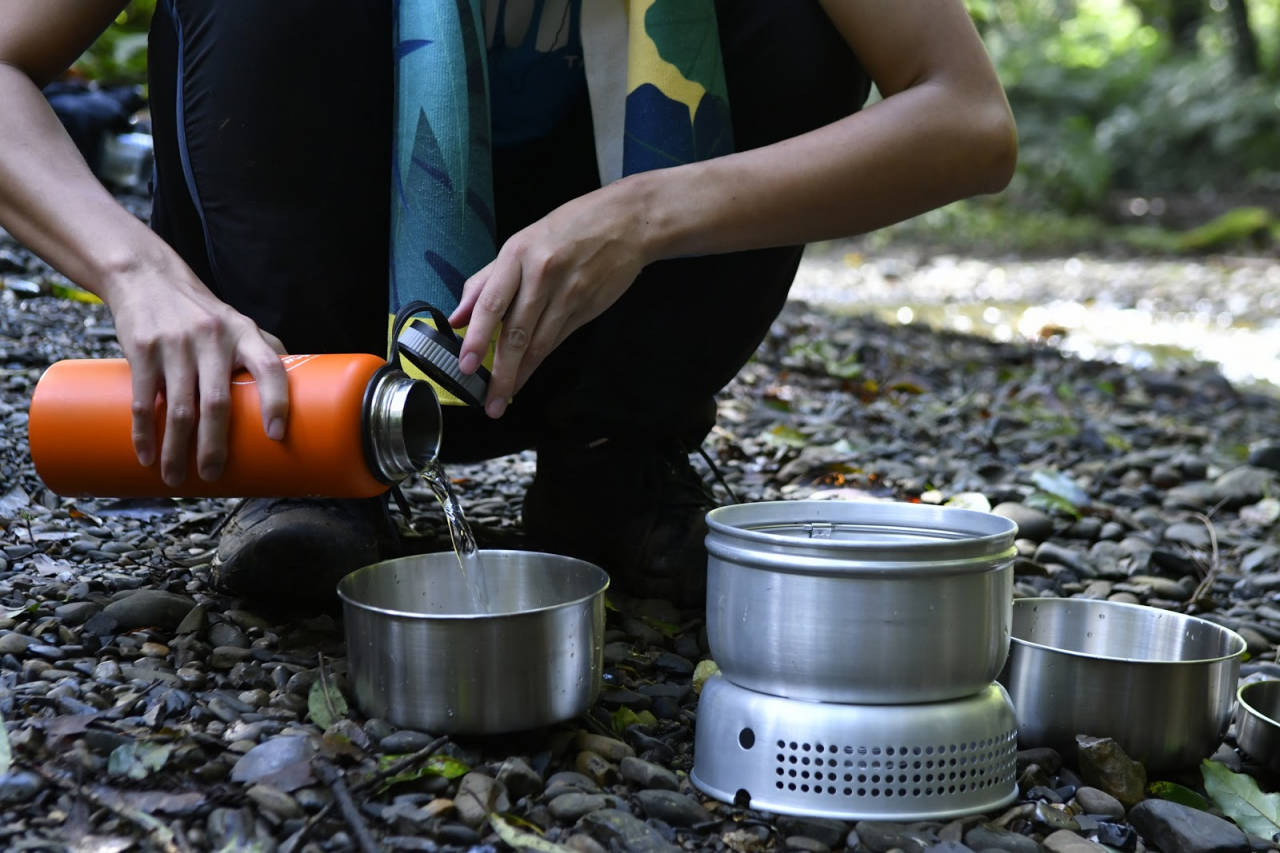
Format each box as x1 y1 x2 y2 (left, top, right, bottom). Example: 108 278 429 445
147 0 869 462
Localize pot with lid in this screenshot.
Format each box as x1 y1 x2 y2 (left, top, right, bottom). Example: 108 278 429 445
704 501 1018 704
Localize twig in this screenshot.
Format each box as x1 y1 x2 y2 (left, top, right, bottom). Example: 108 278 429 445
316 653 339 722
35 767 193 853
349 735 449 795
281 737 448 853
1189 511 1221 606
316 758 382 853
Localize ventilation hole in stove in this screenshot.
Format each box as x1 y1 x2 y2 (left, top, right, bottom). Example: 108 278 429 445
735 789 751 807
739 728 755 749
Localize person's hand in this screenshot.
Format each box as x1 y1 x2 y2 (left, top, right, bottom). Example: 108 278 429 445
102 256 289 487
448 179 654 418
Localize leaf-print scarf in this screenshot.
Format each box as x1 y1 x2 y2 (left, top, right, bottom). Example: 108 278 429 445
389 0 732 400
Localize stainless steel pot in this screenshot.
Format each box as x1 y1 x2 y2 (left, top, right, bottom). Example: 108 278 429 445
338 550 608 735
1236 679 1280 772
705 501 1017 704
999 598 1246 773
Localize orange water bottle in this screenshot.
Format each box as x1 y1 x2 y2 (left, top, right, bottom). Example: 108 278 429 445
27 303 486 498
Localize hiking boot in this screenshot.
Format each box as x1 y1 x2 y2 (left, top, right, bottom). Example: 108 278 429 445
521 435 719 610
211 496 399 613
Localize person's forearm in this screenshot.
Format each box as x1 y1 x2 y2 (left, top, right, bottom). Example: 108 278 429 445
0 62 171 301
632 78 1017 263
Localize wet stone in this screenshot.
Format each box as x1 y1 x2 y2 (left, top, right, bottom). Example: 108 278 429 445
786 837 832 853
1034 803 1081 832
549 793 627 823
924 842 978 853
544 771 603 798
652 651 694 676
1077 737 1146 811
779 817 850 850
454 772 509 828
102 590 195 631
380 729 435 754
965 823 1044 853
247 783 304 819
0 770 45 805
575 732 635 762
1128 799 1250 853
0 632 35 655
1044 829 1109 853
619 756 680 791
1094 821 1138 850
632 789 714 828
1074 786 1125 820
576 808 682 853
54 601 98 626
856 821 938 853
496 756 544 800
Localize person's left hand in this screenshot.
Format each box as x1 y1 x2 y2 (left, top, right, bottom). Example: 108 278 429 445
449 178 654 418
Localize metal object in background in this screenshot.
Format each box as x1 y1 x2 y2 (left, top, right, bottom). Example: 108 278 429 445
692 674 1019 821
339 550 608 735
98 132 154 193
1236 679 1280 772
705 501 1017 704
999 597 1246 773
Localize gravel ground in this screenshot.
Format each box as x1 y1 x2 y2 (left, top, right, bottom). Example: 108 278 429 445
1 213 1279 853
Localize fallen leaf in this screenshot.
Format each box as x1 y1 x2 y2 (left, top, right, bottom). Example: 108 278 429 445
32 553 66 577
1201 759 1280 839
307 677 349 730
91 785 206 816
692 659 720 694
1030 470 1090 508
43 713 102 739
946 492 992 513
376 754 471 793
490 813 577 853
0 485 30 518
107 741 173 780
1240 498 1280 527
1149 780 1211 811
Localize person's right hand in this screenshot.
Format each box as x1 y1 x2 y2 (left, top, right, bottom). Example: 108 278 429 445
102 256 290 488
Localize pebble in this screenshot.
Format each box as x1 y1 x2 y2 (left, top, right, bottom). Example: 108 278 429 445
380 730 435 754
619 756 680 791
1128 799 1251 853
1044 829 1109 853
965 823 1044 853
574 732 635 762
856 821 938 853
779 817 850 850
102 590 196 631
1074 786 1125 820
549 793 627 823
577 809 682 853
0 771 45 805
631 789 714 827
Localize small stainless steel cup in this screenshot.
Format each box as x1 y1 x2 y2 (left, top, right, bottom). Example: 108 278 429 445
999 598 1246 773
1237 679 1280 772
338 550 608 735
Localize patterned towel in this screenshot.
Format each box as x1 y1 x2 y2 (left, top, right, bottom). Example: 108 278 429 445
390 0 732 400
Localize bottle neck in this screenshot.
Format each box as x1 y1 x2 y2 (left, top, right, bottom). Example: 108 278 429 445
363 365 442 483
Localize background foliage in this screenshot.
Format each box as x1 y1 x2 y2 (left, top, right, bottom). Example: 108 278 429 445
77 0 1279 247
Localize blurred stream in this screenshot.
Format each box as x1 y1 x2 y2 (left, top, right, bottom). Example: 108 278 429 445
792 249 1280 394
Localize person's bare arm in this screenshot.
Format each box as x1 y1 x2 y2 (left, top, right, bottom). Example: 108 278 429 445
452 0 1016 418
0 0 289 486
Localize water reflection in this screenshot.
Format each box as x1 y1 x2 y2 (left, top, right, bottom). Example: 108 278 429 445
792 253 1280 396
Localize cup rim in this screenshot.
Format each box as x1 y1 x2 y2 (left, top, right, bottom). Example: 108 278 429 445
336 549 610 621
1237 679 1280 728
1010 597 1247 666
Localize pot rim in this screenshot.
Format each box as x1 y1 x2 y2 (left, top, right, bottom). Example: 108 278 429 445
705 500 1017 575
1237 679 1280 727
336 550 609 621
1010 597 1247 666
